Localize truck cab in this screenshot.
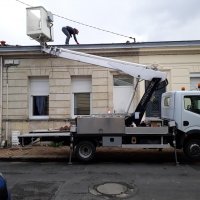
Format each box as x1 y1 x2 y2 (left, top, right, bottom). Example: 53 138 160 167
162 91 200 160
162 91 200 132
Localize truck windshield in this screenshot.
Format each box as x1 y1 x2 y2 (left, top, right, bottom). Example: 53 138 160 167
184 95 200 114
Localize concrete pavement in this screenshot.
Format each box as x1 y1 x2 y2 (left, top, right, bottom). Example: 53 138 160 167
0 145 187 164
1 158 200 200
0 146 70 161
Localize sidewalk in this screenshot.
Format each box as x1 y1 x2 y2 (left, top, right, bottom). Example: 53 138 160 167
0 146 70 161
0 145 181 163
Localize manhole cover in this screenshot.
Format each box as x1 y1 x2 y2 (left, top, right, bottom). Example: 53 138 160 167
89 182 137 199
97 183 127 195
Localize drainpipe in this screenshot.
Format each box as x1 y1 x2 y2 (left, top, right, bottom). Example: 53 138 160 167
0 57 2 144
3 59 20 147
5 66 8 146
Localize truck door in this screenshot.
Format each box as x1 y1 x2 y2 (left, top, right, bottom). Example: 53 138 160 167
182 95 200 132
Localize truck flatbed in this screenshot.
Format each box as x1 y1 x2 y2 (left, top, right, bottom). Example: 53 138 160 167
18 131 71 146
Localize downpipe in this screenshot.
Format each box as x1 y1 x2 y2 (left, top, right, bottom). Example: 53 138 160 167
4 65 9 147
0 57 2 145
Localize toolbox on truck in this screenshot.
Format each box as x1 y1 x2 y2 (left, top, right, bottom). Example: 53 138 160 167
76 116 125 134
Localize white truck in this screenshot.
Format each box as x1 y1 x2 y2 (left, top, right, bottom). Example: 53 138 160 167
18 46 200 163
18 6 200 163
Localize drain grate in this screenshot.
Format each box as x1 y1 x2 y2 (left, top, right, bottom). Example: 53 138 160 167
89 182 137 199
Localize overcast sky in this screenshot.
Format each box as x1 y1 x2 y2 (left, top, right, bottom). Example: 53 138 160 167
1 0 200 46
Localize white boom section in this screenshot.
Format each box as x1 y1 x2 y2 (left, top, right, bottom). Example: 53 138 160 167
42 46 167 81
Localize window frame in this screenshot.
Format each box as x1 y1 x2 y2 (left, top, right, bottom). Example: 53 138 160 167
29 77 49 120
74 92 91 116
113 74 134 113
71 76 92 118
184 95 200 115
164 96 171 107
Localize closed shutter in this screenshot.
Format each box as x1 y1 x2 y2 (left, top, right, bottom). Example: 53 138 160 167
72 76 91 93
30 78 49 95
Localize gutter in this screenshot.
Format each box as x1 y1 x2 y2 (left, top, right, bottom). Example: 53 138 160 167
1 40 200 54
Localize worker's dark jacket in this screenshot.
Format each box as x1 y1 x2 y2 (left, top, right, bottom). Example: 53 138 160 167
66 26 76 37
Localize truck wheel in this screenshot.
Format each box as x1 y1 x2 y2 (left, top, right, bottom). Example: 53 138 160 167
75 141 96 162
184 139 200 161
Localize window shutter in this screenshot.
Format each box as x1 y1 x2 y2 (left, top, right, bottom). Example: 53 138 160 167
30 78 49 95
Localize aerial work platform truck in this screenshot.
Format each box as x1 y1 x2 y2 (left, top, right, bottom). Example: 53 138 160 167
18 6 200 163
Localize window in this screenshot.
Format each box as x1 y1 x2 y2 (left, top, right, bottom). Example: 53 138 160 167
113 75 133 86
74 93 90 115
71 76 91 117
164 96 171 107
184 95 200 114
29 77 49 119
33 96 49 116
113 75 134 113
190 73 200 90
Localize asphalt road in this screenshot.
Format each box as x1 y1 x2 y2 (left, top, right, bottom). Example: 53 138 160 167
1 150 200 200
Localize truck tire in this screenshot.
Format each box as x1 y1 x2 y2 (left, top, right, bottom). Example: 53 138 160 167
183 139 200 161
75 141 96 162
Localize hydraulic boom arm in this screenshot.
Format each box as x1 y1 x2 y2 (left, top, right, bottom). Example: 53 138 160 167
42 46 167 81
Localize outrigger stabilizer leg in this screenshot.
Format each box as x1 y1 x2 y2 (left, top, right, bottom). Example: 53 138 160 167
68 133 74 165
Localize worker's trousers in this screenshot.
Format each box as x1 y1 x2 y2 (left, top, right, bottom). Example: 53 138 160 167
62 27 70 45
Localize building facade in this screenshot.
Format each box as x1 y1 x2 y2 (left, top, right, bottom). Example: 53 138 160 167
0 41 200 144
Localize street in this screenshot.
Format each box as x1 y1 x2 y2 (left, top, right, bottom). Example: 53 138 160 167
1 149 200 200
